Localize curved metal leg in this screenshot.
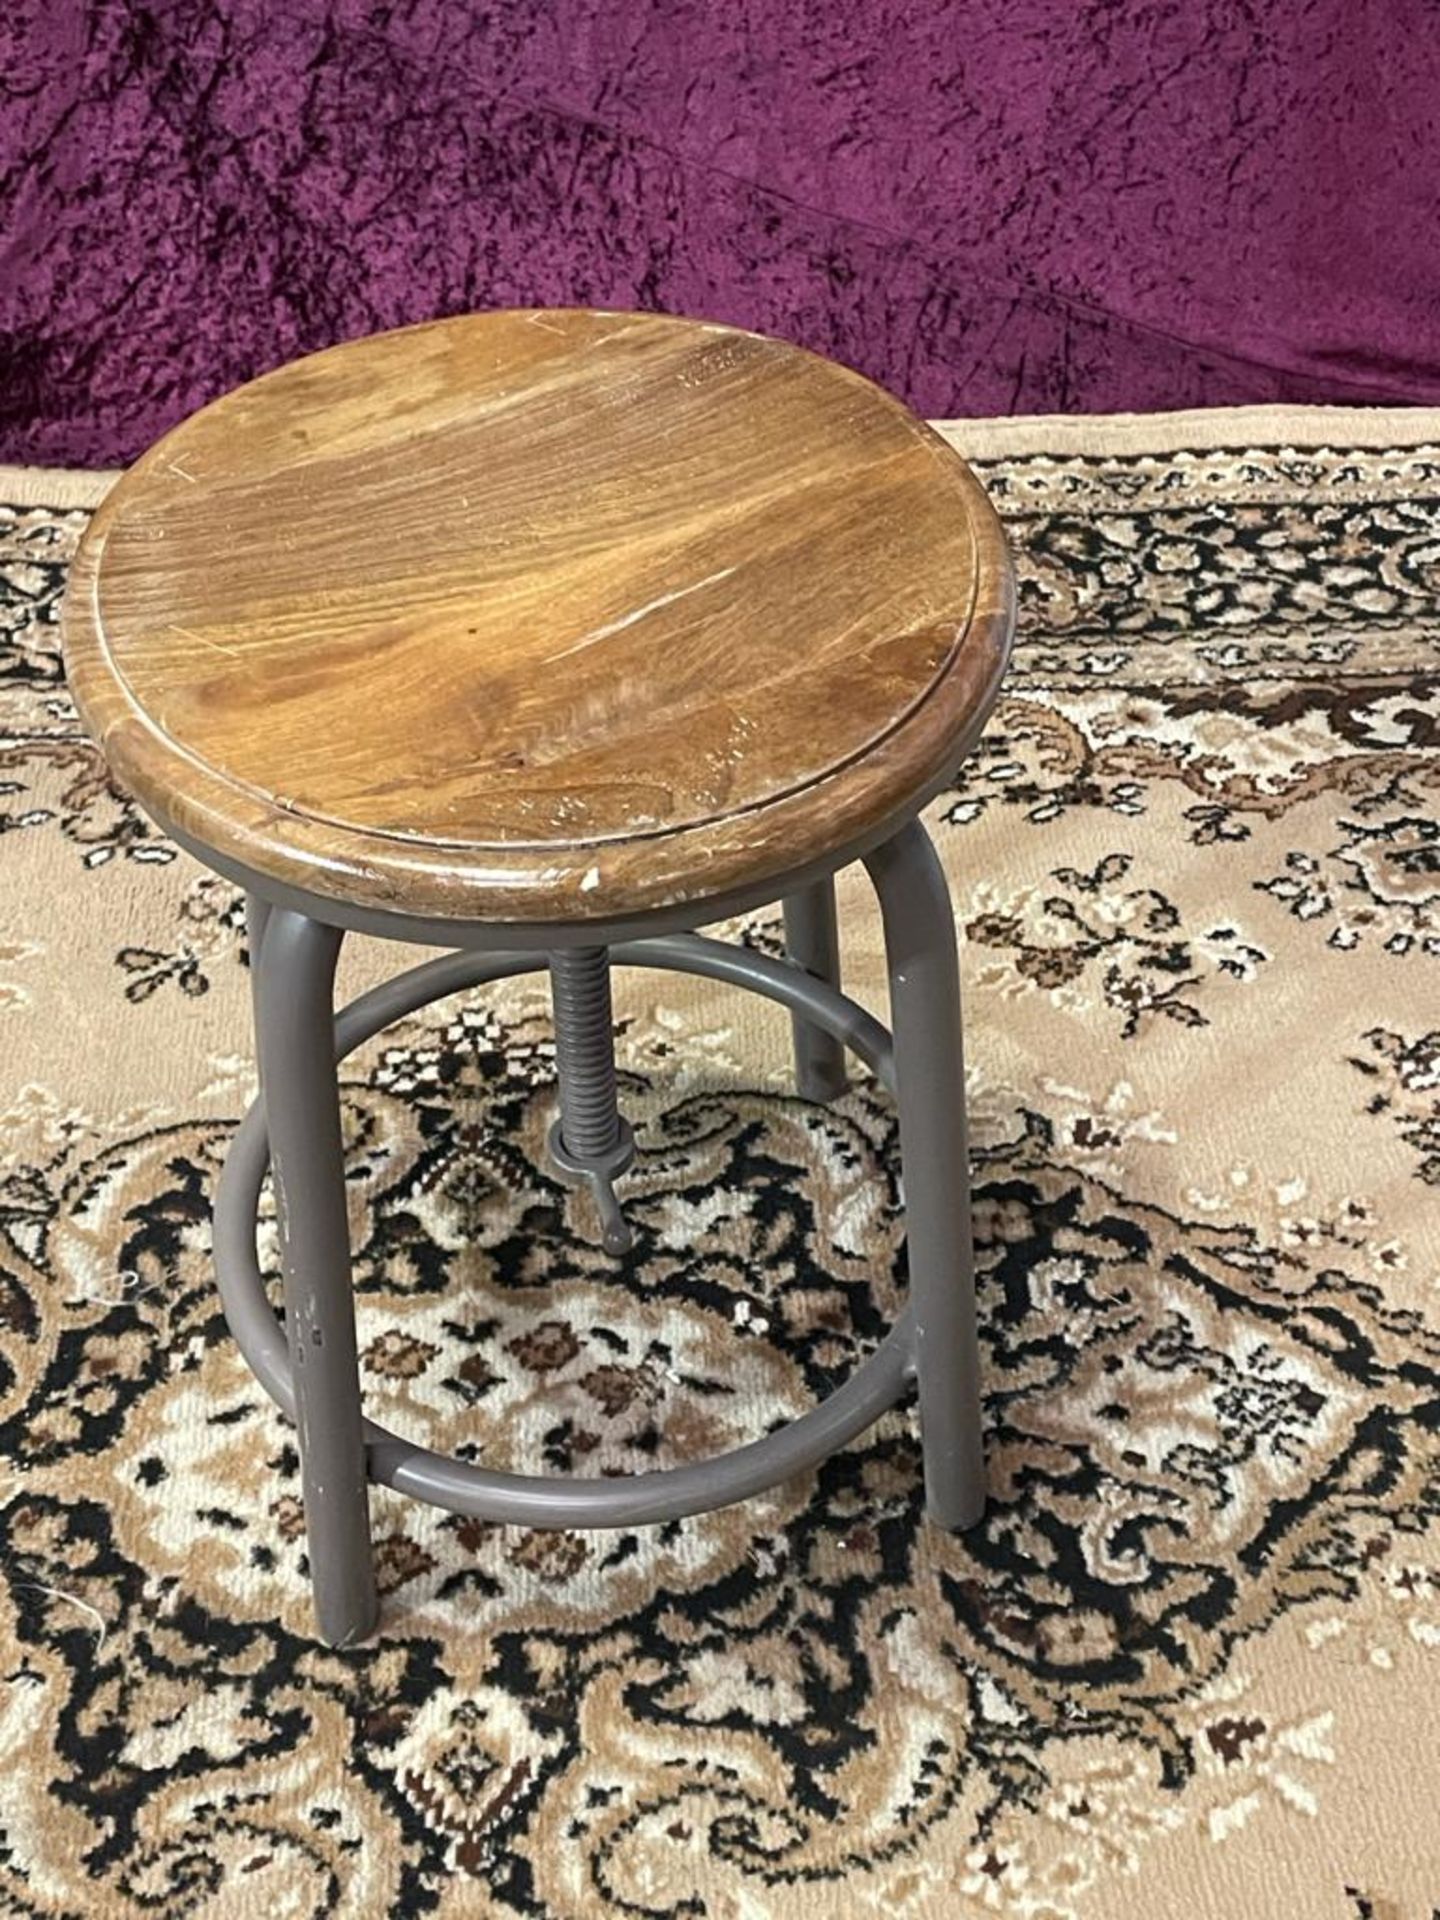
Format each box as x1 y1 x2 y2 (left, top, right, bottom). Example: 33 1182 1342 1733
255 907 378 1645
783 880 847 1102
244 893 270 1085
864 823 985 1531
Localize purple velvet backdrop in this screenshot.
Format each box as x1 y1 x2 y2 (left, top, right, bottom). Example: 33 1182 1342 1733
4 2 1439 467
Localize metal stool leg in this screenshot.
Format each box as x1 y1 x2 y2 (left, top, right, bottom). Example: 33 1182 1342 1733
864 822 985 1530
782 880 848 1102
255 906 378 1645
244 892 270 1068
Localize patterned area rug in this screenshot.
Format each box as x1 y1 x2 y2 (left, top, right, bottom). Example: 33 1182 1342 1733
1 408 1437 1918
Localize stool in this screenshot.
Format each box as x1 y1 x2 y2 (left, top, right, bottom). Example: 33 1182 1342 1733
60 309 1015 1645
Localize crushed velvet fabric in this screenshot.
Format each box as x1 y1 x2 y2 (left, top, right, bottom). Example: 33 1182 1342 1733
3 1 1440 466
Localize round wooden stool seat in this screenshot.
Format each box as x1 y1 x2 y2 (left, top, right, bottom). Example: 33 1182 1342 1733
62 310 1011 925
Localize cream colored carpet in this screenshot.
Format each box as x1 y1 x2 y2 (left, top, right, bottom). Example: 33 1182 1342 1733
1 406 1437 1917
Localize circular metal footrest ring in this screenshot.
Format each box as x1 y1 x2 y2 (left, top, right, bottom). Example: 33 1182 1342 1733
214 933 914 1529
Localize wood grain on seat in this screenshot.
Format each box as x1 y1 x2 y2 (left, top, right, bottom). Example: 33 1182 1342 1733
62 309 1014 922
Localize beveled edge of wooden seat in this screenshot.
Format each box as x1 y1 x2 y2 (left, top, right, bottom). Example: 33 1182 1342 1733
61 316 1016 927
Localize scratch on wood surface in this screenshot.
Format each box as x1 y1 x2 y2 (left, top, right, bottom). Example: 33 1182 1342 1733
548 566 737 663
171 624 242 660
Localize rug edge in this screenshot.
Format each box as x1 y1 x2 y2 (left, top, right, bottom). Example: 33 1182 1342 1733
6 403 1440 508
935 401 1440 459
0 466 121 507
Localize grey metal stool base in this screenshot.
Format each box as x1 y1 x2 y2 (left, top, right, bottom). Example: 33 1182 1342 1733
218 822 983 1645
